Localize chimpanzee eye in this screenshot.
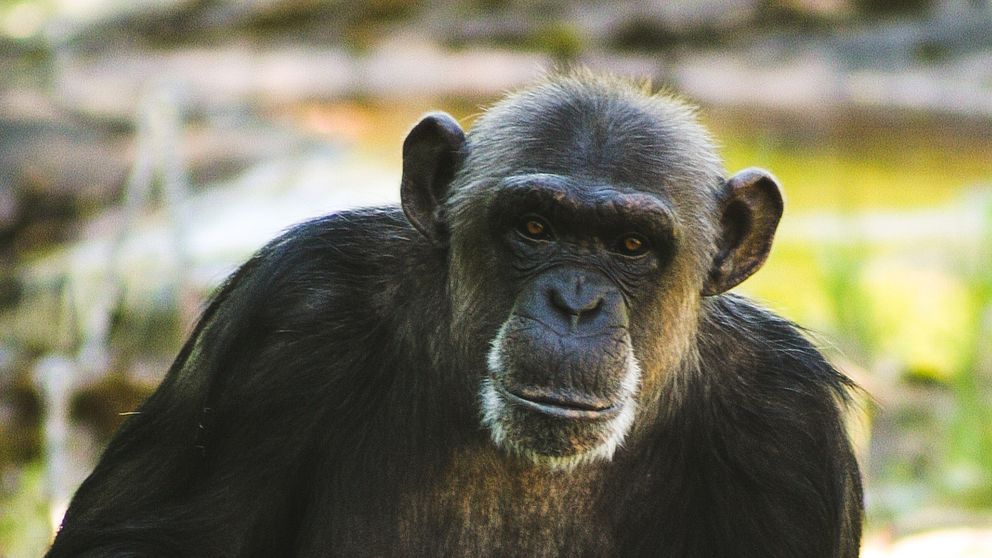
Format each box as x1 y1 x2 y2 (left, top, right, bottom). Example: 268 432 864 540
616 234 649 256
517 216 553 240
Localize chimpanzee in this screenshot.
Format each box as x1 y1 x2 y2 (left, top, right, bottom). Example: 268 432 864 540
47 73 863 557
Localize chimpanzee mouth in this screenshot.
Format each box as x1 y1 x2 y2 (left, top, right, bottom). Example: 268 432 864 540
498 384 621 419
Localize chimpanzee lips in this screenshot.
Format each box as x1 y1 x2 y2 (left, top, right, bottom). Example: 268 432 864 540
482 311 642 466
498 383 621 419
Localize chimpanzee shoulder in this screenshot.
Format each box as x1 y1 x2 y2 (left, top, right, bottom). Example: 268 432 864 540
215 206 446 336
699 293 855 402
621 294 862 558
247 206 432 293
179 204 443 430
48 206 437 558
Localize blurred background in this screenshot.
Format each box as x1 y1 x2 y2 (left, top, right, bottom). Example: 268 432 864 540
0 0 990 556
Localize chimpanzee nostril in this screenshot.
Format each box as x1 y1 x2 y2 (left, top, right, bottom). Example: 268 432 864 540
550 287 603 318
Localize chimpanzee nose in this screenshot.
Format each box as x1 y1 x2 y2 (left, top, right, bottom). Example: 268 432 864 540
548 274 607 328
550 284 602 318
516 270 624 336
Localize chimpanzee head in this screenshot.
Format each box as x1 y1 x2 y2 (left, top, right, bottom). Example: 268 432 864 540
401 74 783 469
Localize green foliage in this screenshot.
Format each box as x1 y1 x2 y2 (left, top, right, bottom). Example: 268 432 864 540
943 195 992 505
607 17 683 52
0 374 42 471
854 0 935 17
711 110 992 212
913 39 951 63
819 237 877 362
528 21 583 63
0 462 52 558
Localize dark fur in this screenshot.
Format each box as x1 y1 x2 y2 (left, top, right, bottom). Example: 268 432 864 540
48 75 862 557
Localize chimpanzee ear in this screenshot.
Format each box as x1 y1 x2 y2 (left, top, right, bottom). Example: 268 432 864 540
702 168 784 296
401 112 466 244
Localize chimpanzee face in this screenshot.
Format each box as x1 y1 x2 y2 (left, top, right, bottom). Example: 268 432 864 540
476 173 682 468
401 76 783 469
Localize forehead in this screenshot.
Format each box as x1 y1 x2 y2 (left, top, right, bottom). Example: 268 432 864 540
465 80 724 196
